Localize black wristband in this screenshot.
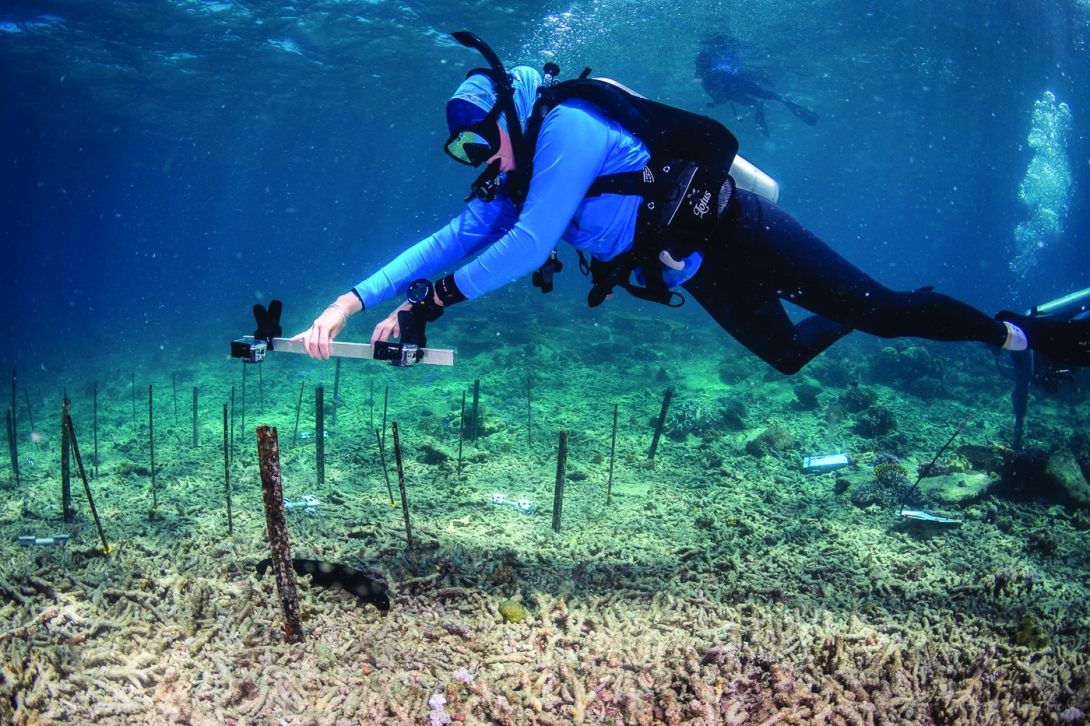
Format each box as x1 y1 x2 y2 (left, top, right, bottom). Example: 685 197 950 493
349 288 365 310
434 274 468 306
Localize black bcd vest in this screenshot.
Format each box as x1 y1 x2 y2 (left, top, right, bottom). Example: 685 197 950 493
524 76 741 307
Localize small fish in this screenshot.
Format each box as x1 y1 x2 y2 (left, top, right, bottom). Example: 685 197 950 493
256 558 390 612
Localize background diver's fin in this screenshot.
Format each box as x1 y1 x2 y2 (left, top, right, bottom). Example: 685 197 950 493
783 99 819 125
755 101 770 137
914 285 936 292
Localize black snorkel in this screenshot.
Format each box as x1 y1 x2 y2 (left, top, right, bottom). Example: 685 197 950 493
451 31 533 205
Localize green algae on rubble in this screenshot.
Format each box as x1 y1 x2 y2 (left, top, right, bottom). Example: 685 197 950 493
1015 615 1048 650
498 599 527 623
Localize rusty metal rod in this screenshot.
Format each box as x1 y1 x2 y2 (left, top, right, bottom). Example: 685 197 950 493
375 428 394 505
607 403 618 504
65 411 110 555
553 430 568 533
648 386 673 461
256 425 304 644
149 385 157 510
61 396 72 522
392 422 413 548
223 404 232 537
316 386 325 487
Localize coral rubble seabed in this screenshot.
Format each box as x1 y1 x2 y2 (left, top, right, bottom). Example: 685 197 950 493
1 319 1088 725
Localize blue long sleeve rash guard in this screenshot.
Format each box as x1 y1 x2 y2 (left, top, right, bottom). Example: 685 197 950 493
353 98 702 309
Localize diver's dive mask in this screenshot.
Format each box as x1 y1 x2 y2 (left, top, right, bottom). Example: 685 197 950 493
444 101 502 167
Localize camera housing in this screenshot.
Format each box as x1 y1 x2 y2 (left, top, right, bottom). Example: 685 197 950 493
373 341 422 367
231 337 268 364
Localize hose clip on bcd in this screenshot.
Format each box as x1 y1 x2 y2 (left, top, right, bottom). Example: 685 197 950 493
466 159 504 203
532 250 563 293
542 62 560 87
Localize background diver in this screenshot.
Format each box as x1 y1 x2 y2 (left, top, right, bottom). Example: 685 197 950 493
1002 288 1090 449
291 32 1090 383
695 33 818 137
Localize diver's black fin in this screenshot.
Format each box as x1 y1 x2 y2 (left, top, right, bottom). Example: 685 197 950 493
914 286 936 292
784 99 819 126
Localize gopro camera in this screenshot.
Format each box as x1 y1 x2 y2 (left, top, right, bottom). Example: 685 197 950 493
231 301 282 363
231 337 268 364
373 341 421 367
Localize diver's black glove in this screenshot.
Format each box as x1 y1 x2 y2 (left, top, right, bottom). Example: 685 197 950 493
412 296 445 323
996 310 1090 368
396 309 429 350
399 296 443 351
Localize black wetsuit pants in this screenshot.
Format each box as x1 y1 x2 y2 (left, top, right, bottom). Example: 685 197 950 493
681 189 1008 374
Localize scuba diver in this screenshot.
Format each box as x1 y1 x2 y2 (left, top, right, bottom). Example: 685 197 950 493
291 32 1090 380
695 33 818 137
1002 288 1090 449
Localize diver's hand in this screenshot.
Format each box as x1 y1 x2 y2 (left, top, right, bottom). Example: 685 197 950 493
289 309 342 360
289 293 361 359
371 301 413 347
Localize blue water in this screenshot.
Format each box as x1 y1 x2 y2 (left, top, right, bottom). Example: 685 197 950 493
1 0 1088 377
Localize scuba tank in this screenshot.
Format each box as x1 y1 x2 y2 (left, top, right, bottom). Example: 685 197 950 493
1030 287 1090 318
729 155 779 203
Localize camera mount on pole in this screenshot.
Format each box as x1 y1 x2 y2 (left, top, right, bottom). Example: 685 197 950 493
231 282 455 368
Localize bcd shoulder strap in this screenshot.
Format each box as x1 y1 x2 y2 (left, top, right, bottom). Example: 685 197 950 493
531 79 738 170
